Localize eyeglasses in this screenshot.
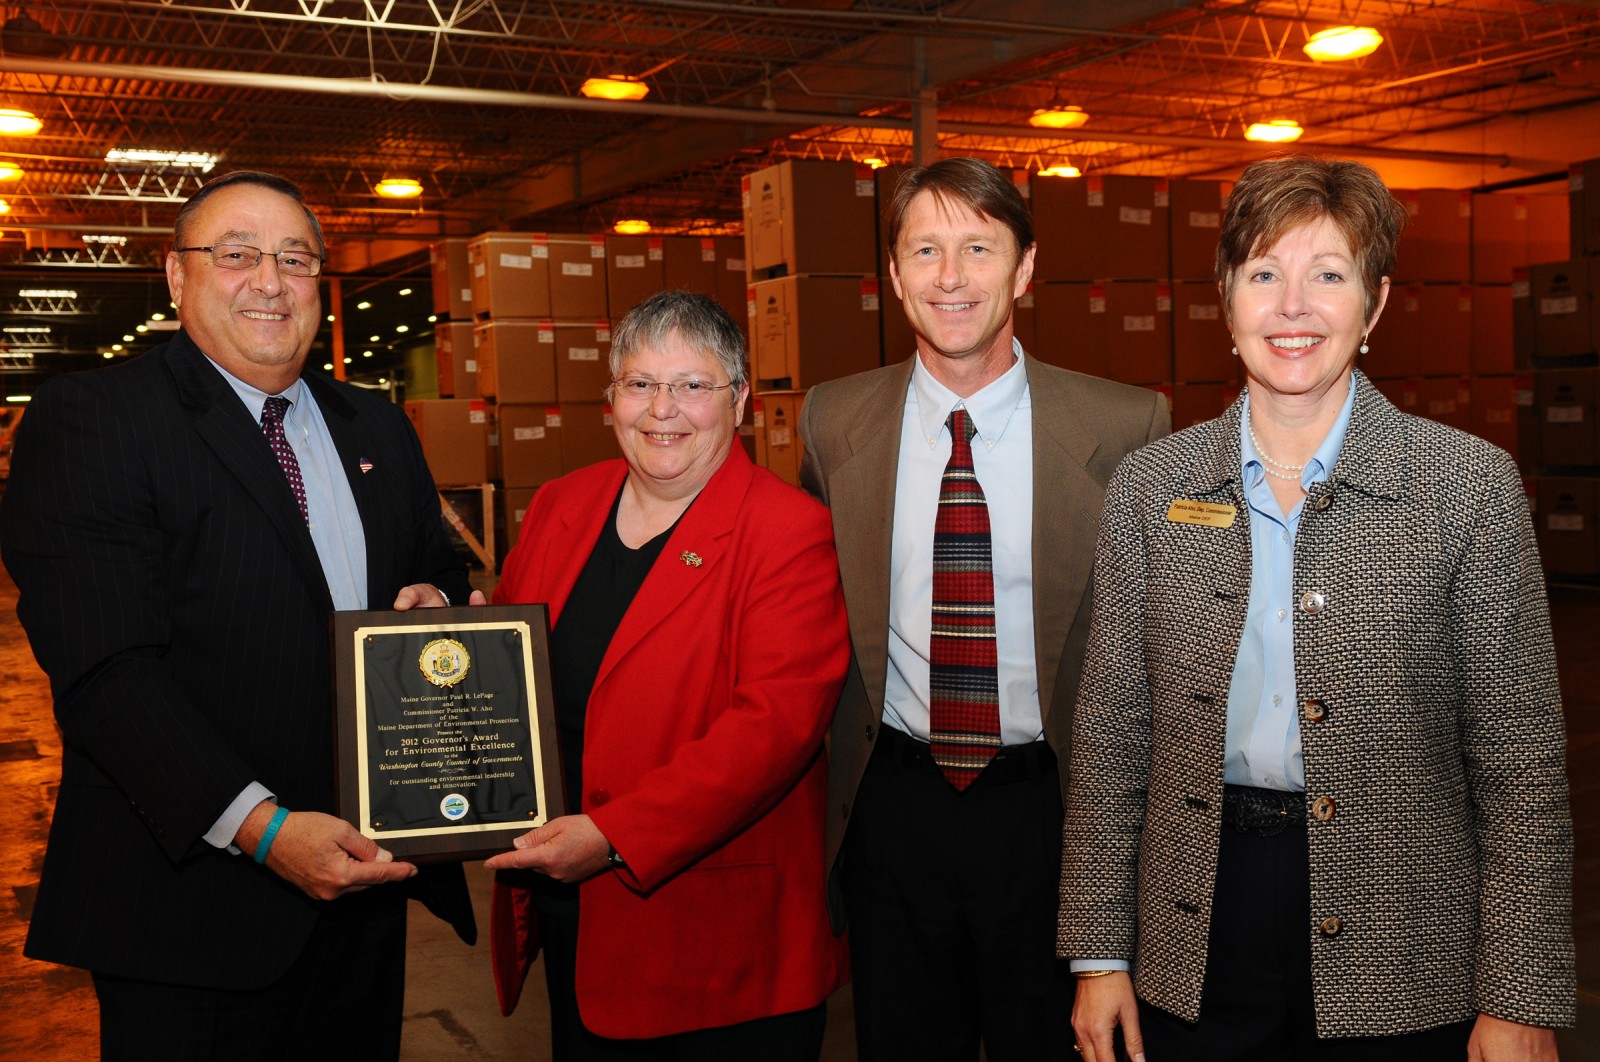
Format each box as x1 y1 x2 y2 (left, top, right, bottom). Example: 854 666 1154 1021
175 243 325 278
607 375 735 405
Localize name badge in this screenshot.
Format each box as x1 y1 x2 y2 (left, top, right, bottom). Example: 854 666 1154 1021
1166 499 1237 528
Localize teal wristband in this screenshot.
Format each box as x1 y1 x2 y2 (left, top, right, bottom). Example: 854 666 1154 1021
252 805 289 864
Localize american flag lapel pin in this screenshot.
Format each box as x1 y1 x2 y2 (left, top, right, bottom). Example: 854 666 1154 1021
358 457 374 474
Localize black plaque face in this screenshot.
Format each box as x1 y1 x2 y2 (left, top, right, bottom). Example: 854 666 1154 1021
331 605 564 862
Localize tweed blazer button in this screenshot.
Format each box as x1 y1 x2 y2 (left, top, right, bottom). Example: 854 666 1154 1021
1313 492 1334 512
1318 916 1343 937
1312 795 1336 821
1304 697 1328 722
1300 590 1327 615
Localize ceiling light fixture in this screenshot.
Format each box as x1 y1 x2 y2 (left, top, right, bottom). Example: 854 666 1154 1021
104 148 218 171
1303 26 1384 62
20 288 74 299
357 300 372 310
860 156 888 169
580 76 650 102
3 325 49 334
1029 106 1089 130
613 219 651 235
1245 119 1304 143
0 199 10 214
0 108 42 136
0 161 22 180
374 177 423 199
1037 164 1082 178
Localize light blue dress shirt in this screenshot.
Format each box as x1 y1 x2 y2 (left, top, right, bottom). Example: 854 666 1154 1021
203 366 368 850
1226 377 1355 792
884 341 1043 746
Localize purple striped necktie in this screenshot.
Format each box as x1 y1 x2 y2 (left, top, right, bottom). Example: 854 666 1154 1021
261 395 309 524
928 407 1000 791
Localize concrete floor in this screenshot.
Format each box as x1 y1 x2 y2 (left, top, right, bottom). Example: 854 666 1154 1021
0 566 1595 1059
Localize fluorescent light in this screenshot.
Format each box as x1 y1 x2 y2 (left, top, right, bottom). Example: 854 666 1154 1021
0 109 42 136
5 394 33 401
82 234 128 245
1245 119 1304 143
580 76 649 102
1304 26 1383 62
3 325 50 334
104 148 218 171
19 288 75 298
1029 106 1089 130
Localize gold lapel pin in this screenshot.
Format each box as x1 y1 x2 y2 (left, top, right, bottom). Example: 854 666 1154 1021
679 550 702 568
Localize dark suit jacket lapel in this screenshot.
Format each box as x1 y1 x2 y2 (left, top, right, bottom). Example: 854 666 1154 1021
592 447 754 695
828 359 913 720
1026 354 1107 721
164 331 333 611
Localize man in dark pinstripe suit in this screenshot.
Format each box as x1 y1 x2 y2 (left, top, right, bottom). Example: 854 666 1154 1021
1 171 477 1061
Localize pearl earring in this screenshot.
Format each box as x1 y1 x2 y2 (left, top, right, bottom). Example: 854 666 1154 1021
1231 345 1238 357
1359 332 1369 355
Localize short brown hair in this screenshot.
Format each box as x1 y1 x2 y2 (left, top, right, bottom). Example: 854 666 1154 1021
885 157 1033 258
1216 156 1406 322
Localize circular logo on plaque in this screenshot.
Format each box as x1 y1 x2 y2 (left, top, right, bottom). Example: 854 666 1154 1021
440 793 469 821
418 638 470 687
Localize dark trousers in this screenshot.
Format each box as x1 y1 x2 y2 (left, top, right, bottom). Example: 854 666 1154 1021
93 888 409 1062
1138 806 1474 1060
842 726 1076 1062
536 904 827 1062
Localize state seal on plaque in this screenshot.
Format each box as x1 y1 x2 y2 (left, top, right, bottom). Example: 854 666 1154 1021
418 638 471 687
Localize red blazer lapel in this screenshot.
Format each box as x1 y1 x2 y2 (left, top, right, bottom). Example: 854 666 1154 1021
536 462 629 628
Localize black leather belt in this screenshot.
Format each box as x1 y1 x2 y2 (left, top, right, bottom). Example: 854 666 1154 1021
1221 783 1302 836
872 723 1055 785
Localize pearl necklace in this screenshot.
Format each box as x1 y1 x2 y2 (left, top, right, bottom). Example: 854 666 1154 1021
1247 414 1307 482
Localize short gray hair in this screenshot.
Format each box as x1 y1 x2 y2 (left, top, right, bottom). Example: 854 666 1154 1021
609 289 748 396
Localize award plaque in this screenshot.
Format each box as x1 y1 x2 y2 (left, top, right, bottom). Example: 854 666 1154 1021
331 605 564 862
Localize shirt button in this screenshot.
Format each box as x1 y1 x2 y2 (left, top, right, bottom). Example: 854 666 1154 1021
1281 531 1290 543
1277 609 1287 620
1271 693 1281 706
1300 591 1326 615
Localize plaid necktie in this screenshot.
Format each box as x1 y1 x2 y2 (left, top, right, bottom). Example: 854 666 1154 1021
928 407 1000 790
261 395 309 524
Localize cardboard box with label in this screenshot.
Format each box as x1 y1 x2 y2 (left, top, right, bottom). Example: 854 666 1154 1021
435 320 477 399
1411 284 1473 378
467 232 551 319
1033 281 1172 385
547 235 610 318
1171 281 1235 382
1168 178 1230 282
1536 366 1598 466
753 390 805 487
473 319 557 403
496 403 564 487
430 237 473 319
1535 475 1598 576
1469 375 1518 458
555 319 615 402
749 275 881 388
557 402 618 473
499 486 538 559
1395 189 1471 283
1530 258 1597 359
606 235 666 316
405 398 489 487
742 159 878 277
1032 174 1171 282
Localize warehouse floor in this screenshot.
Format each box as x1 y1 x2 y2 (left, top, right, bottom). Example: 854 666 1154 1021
0 567 1595 1060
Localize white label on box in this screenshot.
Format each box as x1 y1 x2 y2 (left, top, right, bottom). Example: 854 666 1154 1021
1157 295 1172 312
648 245 663 261
1119 206 1153 226
862 293 879 311
591 243 606 258
602 412 614 426
460 286 472 303
597 325 612 342
616 254 645 269
1547 406 1585 423
514 506 527 523
1124 315 1156 332
769 426 793 447
469 409 486 424
1188 211 1221 229
531 244 549 258
702 247 717 262
1516 388 1534 406
1549 514 1585 532
856 179 874 196
546 412 563 427
1540 296 1577 316
753 408 765 428
563 262 595 277
1459 296 1473 312
473 262 486 278
569 347 600 361
1188 304 1219 321
1087 190 1104 207
1153 189 1169 208
513 426 546 441
727 258 746 272
1089 297 1106 313
538 326 554 343
465 359 478 372
500 253 533 270
1512 280 1530 298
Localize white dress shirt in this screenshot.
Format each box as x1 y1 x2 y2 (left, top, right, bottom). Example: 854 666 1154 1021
883 342 1041 747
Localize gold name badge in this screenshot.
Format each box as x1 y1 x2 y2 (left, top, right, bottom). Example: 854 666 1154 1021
1166 499 1238 528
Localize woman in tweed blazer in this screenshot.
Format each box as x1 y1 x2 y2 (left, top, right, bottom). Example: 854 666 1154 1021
1058 157 1573 1061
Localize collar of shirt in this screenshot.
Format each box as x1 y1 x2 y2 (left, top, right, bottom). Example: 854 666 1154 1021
1239 374 1358 498
910 339 1029 451
210 360 307 425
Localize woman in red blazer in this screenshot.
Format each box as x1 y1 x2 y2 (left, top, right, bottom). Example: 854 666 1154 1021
484 290 850 1058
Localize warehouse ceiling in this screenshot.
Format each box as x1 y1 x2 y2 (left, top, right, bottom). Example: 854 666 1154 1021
0 0 1597 384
